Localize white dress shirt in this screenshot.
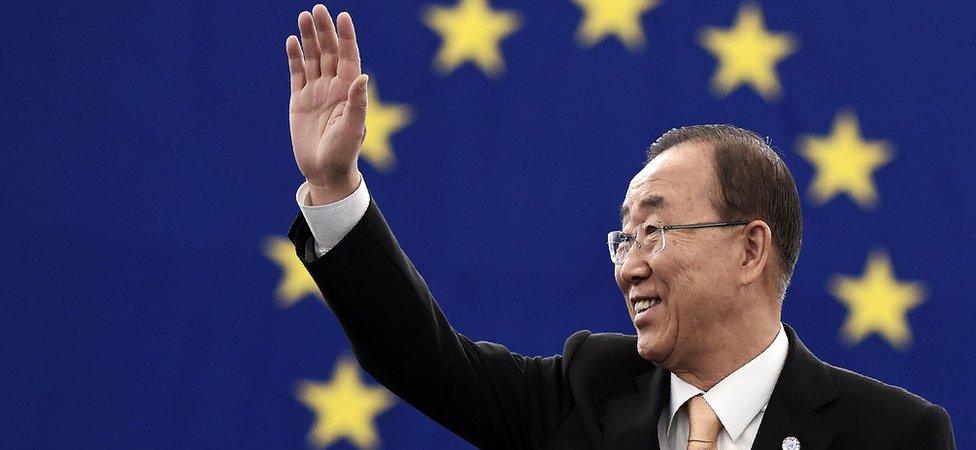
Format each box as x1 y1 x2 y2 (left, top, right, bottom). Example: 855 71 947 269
658 324 788 450
295 178 371 258
295 180 790 449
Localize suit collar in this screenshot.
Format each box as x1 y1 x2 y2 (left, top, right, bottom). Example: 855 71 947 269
603 364 669 449
750 323 839 450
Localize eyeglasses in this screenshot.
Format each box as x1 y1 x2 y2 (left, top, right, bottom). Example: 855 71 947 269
607 220 750 265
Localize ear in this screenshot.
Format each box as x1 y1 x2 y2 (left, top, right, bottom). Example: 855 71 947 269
739 220 772 286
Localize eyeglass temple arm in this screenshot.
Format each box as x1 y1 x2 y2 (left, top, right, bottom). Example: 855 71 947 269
663 220 751 231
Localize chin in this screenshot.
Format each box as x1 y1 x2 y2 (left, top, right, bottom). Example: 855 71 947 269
636 333 672 365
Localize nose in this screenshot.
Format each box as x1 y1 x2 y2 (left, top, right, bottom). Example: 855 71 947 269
618 251 651 286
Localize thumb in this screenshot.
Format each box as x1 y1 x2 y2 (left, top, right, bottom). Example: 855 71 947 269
342 74 368 136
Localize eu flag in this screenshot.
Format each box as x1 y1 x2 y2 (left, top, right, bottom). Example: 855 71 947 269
3 1 973 448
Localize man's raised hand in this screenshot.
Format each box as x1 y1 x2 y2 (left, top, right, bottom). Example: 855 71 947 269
286 4 368 205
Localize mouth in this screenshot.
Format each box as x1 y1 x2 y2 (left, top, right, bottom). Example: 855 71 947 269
632 296 662 315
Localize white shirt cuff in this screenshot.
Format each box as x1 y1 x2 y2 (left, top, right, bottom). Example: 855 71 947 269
295 176 370 258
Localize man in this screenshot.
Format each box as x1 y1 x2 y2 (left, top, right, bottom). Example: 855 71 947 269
283 4 955 449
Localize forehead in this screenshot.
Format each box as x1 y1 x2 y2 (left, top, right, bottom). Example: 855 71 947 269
620 142 716 223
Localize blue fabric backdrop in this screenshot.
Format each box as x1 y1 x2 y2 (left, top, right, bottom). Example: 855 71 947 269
3 1 973 448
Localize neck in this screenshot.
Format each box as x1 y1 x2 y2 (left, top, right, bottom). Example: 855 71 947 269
672 316 780 391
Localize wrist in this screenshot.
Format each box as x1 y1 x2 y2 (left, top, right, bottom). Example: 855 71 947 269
307 171 361 206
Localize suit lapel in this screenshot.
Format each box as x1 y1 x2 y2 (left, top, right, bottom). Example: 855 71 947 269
752 324 839 450
603 367 669 450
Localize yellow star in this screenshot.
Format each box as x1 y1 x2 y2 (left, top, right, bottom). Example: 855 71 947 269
799 110 893 208
571 0 659 51
263 236 321 308
831 251 925 350
698 3 797 101
296 356 396 449
362 81 412 172
423 0 521 77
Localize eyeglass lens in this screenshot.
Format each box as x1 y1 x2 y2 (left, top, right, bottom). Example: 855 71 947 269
607 225 665 264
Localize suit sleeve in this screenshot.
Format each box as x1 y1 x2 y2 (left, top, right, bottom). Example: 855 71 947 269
900 404 956 450
287 197 587 449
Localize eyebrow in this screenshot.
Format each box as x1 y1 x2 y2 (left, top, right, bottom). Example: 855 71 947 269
620 195 666 222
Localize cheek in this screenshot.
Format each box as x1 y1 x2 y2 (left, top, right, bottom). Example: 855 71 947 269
673 242 729 290
669 255 700 297
665 256 716 325
614 268 633 315
614 267 626 292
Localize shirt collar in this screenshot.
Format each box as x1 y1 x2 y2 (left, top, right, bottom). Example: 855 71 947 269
666 323 788 441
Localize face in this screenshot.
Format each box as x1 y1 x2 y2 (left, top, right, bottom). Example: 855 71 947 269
615 142 743 369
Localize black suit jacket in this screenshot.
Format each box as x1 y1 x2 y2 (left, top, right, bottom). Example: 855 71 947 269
288 197 955 449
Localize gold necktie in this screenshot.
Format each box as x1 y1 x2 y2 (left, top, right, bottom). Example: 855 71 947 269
687 394 722 450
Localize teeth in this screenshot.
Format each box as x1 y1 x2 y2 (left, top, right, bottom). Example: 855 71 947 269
635 299 651 313
634 297 661 314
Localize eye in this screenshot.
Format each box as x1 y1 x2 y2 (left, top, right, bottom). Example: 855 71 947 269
642 223 660 235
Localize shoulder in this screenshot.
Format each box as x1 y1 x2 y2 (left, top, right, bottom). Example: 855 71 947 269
560 331 656 393
820 363 955 447
784 324 943 421
826 363 937 416
562 330 645 371
777 325 954 446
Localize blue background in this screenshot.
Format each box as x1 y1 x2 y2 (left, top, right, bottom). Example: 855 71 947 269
3 1 973 448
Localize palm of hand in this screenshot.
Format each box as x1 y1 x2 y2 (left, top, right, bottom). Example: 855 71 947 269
286 5 368 189
290 77 359 184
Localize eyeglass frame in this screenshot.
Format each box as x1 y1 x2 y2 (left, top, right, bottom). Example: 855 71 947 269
607 220 751 265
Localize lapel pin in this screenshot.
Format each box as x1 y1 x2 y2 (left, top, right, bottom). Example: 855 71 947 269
782 436 800 450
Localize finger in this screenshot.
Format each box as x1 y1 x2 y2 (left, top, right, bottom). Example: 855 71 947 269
312 4 339 78
285 35 306 92
342 74 369 135
335 12 362 84
298 11 322 80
